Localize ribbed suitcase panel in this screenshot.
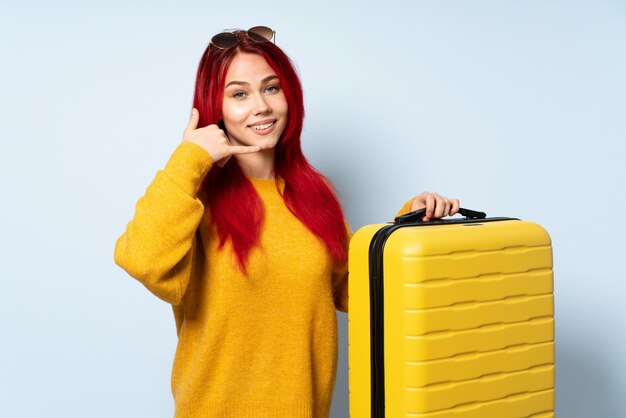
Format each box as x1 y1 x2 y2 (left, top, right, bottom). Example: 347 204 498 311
405 365 554 413
348 220 555 418
404 294 554 334
406 389 554 418
382 220 554 418
394 245 553 284
404 317 554 362
403 269 553 310
405 342 554 387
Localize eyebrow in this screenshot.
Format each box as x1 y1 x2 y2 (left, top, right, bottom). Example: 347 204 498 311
225 75 279 88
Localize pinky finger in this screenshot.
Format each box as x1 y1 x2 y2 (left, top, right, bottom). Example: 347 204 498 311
232 145 261 154
450 199 460 215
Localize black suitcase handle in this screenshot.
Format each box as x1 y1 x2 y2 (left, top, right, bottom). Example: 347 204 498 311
395 207 487 224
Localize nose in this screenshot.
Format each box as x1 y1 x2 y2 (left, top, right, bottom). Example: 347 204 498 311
253 93 271 115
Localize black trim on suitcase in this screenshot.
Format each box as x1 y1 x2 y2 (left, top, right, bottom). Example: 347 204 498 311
368 224 398 418
368 209 517 418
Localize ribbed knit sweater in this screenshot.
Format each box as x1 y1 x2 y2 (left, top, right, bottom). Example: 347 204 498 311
114 141 414 418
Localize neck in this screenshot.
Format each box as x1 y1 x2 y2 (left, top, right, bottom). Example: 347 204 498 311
233 148 276 179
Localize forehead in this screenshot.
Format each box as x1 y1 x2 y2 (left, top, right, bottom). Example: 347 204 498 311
224 52 276 83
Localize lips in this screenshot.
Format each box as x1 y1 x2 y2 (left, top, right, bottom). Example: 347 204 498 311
247 119 278 136
250 121 275 131
248 119 276 129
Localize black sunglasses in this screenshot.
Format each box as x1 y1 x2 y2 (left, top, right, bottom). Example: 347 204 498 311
210 26 275 50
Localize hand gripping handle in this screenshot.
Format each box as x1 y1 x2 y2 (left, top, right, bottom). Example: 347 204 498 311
394 207 487 224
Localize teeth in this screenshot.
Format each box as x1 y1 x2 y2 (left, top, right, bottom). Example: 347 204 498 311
251 121 274 130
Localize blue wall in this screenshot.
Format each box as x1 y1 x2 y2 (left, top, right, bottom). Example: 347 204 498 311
1 1 624 416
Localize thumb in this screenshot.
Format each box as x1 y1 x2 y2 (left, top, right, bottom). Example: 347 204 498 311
186 108 199 131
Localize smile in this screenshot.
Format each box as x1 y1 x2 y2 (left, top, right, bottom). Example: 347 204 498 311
249 121 275 130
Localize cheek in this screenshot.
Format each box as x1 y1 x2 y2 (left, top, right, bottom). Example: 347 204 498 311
274 96 289 118
221 104 249 127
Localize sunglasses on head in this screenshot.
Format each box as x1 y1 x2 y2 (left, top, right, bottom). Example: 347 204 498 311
210 26 275 50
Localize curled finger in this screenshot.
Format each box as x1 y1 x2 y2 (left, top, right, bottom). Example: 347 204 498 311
430 193 445 218
424 193 436 220
450 199 460 216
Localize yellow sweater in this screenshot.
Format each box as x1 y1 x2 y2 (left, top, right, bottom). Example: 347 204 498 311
114 141 414 418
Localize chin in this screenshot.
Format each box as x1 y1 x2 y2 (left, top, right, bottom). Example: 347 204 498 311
230 126 284 149
250 133 282 148
257 141 280 151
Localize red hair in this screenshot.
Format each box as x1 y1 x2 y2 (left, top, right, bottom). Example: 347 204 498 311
192 30 347 274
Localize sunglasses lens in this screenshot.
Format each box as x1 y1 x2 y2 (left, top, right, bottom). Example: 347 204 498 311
247 26 274 42
211 32 238 49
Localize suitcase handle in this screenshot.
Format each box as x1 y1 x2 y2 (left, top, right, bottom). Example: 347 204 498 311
395 207 487 224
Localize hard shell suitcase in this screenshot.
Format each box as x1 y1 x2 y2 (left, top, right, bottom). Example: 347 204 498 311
348 208 555 418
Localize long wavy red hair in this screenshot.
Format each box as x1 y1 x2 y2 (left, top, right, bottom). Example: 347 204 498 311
192 30 347 274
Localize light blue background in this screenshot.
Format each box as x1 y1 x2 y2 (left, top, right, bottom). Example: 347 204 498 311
1 1 624 417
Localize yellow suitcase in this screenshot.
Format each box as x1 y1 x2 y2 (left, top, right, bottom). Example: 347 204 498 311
348 208 554 418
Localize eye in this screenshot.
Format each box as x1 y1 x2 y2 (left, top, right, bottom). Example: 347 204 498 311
232 90 247 100
264 84 280 94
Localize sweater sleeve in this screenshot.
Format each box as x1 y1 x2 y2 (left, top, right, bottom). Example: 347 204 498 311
113 141 213 305
332 221 352 313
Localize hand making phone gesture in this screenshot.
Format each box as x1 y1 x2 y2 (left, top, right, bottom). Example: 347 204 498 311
182 108 260 167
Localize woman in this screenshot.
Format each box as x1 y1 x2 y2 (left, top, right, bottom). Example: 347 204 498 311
114 26 460 418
